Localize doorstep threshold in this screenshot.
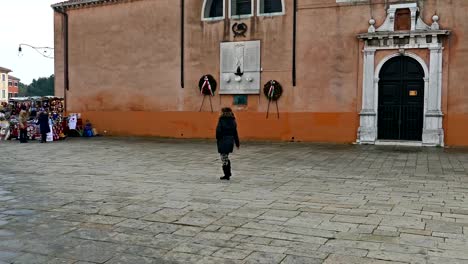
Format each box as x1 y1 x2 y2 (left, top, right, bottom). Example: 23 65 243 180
375 140 423 147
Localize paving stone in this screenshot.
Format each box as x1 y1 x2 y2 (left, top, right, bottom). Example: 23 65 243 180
0 250 20 261
280 255 323 264
367 250 427 264
194 231 235 240
173 226 203 237
323 254 406 264
399 228 432 236
428 249 468 260
259 210 300 221
318 245 368 257
324 240 381 250
2 210 35 216
232 228 270 237
175 212 220 227
0 230 15 237
163 251 204 263
104 253 158 264
426 220 464 234
214 216 250 227
228 208 268 219
212 248 252 260
142 208 188 223
10 253 49 264
316 221 358 232
380 215 425 229
244 251 286 264
380 243 427 254
331 215 382 225
195 256 244 264
427 256 468 264
67 227 117 241
264 232 328 244
83 215 126 225
172 242 219 256
231 235 272 245
114 219 152 229
236 243 287 254
45 258 76 264
399 233 444 248
124 245 169 258
144 222 180 234
54 240 120 263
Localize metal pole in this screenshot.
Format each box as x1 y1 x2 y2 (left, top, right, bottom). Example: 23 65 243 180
181 0 185 88
292 0 297 87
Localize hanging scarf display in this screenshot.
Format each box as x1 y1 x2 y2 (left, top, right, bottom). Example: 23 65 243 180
263 80 283 119
198 74 217 112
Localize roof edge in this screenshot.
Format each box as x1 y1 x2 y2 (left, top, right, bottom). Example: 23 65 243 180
51 0 123 10
0 67 12 73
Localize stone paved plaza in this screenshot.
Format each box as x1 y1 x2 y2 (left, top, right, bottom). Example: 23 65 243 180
1 138 468 264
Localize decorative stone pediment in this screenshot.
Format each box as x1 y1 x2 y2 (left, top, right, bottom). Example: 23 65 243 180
359 3 450 50
375 3 427 32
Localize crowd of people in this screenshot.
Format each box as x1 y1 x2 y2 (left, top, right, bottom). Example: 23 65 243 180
0 97 96 143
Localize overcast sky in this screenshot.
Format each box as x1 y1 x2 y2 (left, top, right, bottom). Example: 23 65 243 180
0 0 63 84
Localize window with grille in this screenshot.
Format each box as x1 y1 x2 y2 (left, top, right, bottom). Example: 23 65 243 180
203 0 224 20
231 0 252 17
259 0 283 15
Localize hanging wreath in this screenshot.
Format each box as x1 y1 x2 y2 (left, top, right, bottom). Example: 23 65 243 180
263 80 283 101
198 75 217 96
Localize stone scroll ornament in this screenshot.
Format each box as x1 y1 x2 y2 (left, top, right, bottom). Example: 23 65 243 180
198 75 217 112
263 80 283 119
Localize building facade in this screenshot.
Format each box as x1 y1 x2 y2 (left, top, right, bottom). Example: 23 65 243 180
52 0 468 146
0 67 12 103
8 75 20 98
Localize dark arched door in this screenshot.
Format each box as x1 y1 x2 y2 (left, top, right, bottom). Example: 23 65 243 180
378 56 425 141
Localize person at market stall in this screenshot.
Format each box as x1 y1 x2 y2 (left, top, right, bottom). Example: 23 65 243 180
0 116 9 141
0 105 5 119
36 109 50 143
18 106 28 143
216 107 240 181
30 104 37 119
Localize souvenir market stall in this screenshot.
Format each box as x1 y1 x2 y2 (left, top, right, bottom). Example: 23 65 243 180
7 96 67 141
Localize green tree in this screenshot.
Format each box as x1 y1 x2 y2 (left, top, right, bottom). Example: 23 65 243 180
18 82 28 96
19 75 54 96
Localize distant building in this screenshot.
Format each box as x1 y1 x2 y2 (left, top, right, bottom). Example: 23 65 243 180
8 75 20 98
0 66 12 103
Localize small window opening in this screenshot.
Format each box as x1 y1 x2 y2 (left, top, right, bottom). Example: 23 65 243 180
203 0 224 19
233 95 248 105
395 8 411 31
259 0 283 14
231 0 252 17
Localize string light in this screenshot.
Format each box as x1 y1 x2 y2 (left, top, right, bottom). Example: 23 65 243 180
18 44 54 59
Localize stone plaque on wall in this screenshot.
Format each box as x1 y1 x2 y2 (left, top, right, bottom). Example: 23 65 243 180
220 40 261 94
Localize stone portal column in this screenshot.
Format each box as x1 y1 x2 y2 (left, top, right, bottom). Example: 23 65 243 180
422 47 444 146
358 49 377 144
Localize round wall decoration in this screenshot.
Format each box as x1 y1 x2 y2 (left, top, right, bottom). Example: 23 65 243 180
232 23 248 37
263 80 283 101
198 75 217 96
